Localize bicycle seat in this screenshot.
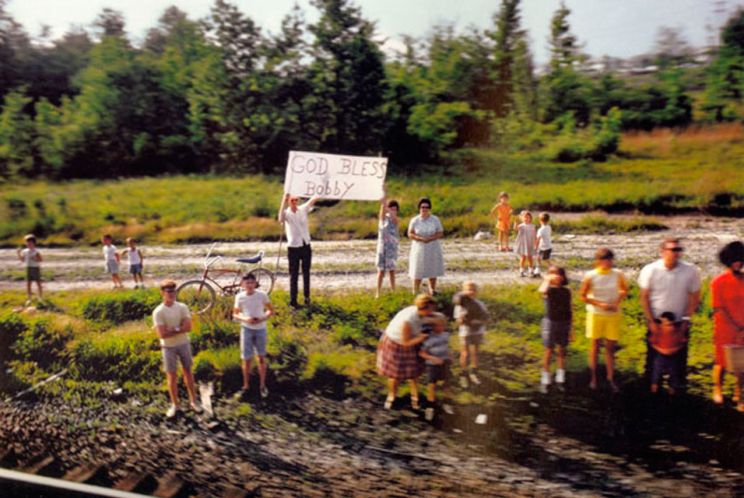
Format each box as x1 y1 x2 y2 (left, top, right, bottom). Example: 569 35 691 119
236 251 263 264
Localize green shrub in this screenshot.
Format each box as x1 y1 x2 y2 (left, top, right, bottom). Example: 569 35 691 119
191 346 242 391
69 327 161 383
12 317 73 369
190 319 239 354
81 290 161 326
267 329 307 383
0 311 27 367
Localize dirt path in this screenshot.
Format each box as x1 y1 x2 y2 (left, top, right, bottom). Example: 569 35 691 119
1 215 741 292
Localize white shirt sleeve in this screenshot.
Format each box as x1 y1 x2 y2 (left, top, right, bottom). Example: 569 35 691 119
688 266 702 293
638 264 652 290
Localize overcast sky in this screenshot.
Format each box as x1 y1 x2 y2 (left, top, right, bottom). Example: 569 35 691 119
6 0 743 63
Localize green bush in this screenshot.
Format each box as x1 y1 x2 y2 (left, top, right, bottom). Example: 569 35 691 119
69 327 161 383
191 346 242 391
12 318 73 369
267 329 307 384
190 319 239 354
0 311 27 367
81 290 161 326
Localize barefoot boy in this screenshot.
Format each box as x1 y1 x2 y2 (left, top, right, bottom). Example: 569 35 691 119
102 234 123 289
17 234 42 301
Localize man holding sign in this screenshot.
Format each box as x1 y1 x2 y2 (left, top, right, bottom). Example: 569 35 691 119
280 151 389 307
278 193 320 309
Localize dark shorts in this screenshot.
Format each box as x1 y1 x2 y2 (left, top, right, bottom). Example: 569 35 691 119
129 263 143 275
541 318 570 348
426 362 449 384
651 350 685 390
460 334 484 347
26 266 41 282
539 249 552 261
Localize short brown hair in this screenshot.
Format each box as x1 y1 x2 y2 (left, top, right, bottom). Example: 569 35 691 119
102 234 112 240
539 212 550 223
660 237 680 249
414 294 436 310
595 247 614 260
126 237 136 244
159 279 177 290
24 234 36 243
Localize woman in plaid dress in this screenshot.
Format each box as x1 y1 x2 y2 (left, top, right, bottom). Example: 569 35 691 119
377 294 436 410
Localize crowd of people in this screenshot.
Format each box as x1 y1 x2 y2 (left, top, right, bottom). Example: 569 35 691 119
12 192 744 420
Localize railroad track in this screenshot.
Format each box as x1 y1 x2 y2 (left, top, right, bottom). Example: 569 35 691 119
0 446 251 498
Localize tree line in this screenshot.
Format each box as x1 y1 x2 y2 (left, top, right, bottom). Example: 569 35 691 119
1 0 743 180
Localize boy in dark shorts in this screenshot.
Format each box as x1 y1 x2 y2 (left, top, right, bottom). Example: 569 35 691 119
538 266 572 393
650 311 687 395
453 281 490 387
17 234 43 302
420 312 451 421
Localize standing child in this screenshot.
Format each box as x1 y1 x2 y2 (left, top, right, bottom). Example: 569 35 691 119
535 212 553 277
102 234 123 289
233 273 274 399
538 266 572 393
121 237 144 289
419 312 451 421
490 192 512 252
17 234 43 302
580 248 628 391
649 311 687 395
453 281 490 387
514 211 537 277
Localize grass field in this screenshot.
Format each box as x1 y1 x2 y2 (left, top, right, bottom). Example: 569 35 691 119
1 124 743 247
0 280 726 403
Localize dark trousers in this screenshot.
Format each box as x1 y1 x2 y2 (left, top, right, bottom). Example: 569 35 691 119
288 243 311 306
645 328 689 389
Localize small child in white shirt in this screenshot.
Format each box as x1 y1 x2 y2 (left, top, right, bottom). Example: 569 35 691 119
17 234 43 301
121 237 144 288
102 234 123 289
535 212 553 277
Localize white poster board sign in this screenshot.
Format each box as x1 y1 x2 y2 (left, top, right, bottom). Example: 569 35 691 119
283 151 388 201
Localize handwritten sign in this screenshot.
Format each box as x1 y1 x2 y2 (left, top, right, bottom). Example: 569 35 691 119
283 151 388 201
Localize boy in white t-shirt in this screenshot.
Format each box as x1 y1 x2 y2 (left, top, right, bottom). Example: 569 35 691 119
233 273 274 399
16 234 43 301
121 237 144 289
535 212 553 277
102 234 123 289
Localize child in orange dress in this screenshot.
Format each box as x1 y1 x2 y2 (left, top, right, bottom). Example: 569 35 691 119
490 192 512 252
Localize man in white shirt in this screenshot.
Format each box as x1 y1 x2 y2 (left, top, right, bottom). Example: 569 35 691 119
153 279 202 418
278 193 320 308
638 237 701 389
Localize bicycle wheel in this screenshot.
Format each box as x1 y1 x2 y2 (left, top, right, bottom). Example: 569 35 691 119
176 280 216 315
248 268 275 294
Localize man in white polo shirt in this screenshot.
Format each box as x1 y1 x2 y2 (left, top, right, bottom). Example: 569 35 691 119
153 279 202 418
278 193 320 308
639 237 701 389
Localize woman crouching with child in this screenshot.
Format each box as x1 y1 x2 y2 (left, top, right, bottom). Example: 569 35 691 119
377 294 437 410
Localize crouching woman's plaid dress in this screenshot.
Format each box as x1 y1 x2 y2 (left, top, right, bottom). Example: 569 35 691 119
377 305 426 380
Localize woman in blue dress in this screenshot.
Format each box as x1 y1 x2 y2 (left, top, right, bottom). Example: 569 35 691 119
376 193 400 298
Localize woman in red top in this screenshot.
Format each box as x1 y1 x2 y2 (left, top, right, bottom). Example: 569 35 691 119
711 240 744 411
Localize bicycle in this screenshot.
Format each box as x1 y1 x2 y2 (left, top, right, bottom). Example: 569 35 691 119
176 243 276 315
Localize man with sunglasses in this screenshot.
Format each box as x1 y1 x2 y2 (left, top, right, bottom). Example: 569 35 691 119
279 193 320 308
153 279 202 418
639 238 701 390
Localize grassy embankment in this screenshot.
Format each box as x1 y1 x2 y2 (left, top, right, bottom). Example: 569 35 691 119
2 124 744 247
0 281 731 409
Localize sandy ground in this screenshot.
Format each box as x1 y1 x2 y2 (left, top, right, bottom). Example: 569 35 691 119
1 215 742 293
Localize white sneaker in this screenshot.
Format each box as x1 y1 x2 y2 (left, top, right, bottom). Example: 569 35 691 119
519 270 527 277
260 385 269 399
166 404 178 418
442 403 454 415
532 268 541 278
190 400 203 413
425 407 435 421
468 373 481 386
540 370 551 393
555 369 566 384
